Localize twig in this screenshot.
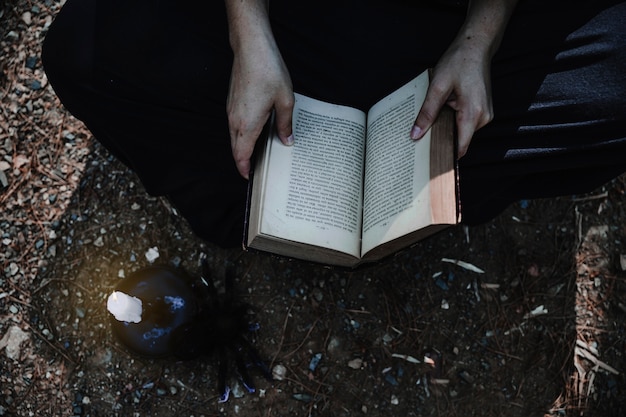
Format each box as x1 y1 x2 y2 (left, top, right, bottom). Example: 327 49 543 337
23 322 76 365
572 192 609 202
270 301 295 366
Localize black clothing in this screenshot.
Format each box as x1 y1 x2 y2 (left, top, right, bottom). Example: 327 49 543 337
43 0 626 247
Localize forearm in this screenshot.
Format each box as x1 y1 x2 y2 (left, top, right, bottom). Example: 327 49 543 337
224 0 294 179
225 0 273 55
460 0 519 58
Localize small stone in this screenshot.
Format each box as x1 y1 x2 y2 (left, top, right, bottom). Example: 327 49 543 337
231 382 245 399
309 353 322 371
390 395 399 405
0 170 7 188
93 236 104 247
0 326 30 360
170 256 181 268
327 336 340 354
28 80 42 90
459 370 475 384
21 11 32 25
272 364 287 381
145 247 159 263
348 358 363 369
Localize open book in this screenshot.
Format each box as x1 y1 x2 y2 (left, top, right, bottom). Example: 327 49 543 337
245 69 460 267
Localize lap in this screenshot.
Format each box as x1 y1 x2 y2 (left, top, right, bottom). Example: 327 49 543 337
43 0 626 245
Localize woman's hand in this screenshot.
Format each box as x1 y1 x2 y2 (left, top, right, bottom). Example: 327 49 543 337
411 36 494 158
225 0 294 179
411 0 519 158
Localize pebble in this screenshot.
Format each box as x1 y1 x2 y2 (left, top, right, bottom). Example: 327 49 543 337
0 170 7 188
21 11 31 25
145 247 159 263
385 373 399 386
28 80 42 90
309 353 322 371
231 382 245 399
327 336 340 354
272 364 287 381
293 393 312 402
0 326 30 360
25 56 37 69
347 358 363 369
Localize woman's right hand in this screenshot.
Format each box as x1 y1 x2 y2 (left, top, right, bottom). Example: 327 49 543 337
225 0 294 179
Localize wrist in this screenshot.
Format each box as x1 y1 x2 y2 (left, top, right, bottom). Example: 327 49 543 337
461 0 519 58
226 0 274 54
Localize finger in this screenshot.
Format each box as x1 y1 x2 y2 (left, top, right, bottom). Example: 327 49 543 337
455 118 473 159
232 137 253 180
274 93 295 146
454 106 492 159
230 123 259 180
411 81 451 140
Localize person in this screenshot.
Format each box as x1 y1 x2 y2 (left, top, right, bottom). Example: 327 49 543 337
42 0 626 249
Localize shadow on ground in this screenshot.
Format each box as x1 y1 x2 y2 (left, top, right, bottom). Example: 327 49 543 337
25 141 626 417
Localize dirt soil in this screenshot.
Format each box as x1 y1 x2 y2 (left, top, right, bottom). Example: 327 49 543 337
1 1 626 416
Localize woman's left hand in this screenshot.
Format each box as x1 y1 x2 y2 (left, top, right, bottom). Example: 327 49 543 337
411 36 494 158
410 0 519 158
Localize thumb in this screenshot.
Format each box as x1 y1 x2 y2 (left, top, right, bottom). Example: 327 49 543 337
274 96 295 146
410 84 449 141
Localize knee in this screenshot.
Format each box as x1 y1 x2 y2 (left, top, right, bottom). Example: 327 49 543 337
166 178 248 249
42 0 95 102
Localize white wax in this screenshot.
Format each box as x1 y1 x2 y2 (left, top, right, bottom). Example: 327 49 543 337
107 291 143 323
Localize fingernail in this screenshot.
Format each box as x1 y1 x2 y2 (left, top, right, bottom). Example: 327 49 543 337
410 125 422 140
285 134 294 146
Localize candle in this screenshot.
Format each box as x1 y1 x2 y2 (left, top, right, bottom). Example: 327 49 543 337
107 291 143 323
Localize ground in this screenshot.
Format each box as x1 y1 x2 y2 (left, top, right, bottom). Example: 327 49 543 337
1 1 625 416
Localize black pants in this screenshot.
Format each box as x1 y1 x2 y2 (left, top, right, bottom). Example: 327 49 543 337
42 0 626 247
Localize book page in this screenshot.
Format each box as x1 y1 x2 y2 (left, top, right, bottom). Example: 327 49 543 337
361 71 431 255
258 93 366 256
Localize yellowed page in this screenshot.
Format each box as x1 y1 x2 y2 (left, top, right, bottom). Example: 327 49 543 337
361 70 431 256
259 93 366 257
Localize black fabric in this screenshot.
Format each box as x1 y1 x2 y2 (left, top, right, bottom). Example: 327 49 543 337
43 0 626 247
